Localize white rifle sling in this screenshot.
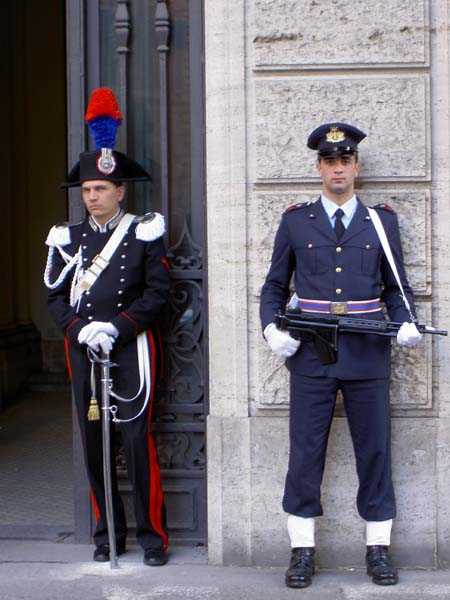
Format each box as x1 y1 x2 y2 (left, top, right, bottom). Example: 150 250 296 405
72 213 136 305
367 207 415 321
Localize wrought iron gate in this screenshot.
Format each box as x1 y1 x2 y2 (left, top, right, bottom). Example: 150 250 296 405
66 0 207 544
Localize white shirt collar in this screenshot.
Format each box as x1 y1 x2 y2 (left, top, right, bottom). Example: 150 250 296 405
320 194 357 219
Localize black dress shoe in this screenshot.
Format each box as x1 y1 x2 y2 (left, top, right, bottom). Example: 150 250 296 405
93 543 126 562
285 547 315 588
143 548 168 566
366 545 399 585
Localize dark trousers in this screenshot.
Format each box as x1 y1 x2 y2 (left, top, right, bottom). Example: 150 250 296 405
283 373 396 521
69 336 168 551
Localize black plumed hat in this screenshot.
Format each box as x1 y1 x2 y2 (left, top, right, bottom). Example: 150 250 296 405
61 88 151 188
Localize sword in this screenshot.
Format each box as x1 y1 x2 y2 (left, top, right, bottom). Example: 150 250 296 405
88 349 119 569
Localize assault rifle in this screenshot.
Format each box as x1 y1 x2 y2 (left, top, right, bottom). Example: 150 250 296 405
275 309 447 365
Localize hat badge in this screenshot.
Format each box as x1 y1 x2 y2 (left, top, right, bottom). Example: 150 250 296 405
326 126 345 143
97 148 117 175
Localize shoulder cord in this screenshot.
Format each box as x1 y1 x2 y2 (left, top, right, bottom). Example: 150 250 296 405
367 207 416 323
43 245 82 290
109 332 152 424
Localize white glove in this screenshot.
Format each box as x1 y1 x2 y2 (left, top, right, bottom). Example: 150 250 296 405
86 331 115 355
264 323 301 358
78 321 119 345
396 322 422 347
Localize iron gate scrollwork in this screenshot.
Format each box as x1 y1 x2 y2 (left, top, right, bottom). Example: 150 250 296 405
151 216 207 542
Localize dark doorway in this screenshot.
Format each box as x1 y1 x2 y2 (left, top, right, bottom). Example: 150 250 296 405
0 0 72 538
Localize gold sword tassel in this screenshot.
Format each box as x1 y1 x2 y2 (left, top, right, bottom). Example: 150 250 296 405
87 397 100 421
87 362 100 421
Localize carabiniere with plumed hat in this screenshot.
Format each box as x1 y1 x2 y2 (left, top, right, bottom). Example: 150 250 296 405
44 87 171 568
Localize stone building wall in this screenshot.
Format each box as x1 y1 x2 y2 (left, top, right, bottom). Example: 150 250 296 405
205 0 450 566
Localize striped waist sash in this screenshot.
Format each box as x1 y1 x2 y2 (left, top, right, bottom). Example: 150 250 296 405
290 297 382 315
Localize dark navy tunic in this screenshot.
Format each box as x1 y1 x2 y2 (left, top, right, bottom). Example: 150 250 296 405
260 198 416 379
46 214 171 551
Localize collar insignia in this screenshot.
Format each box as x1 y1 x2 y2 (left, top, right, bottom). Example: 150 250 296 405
326 126 345 143
88 209 124 232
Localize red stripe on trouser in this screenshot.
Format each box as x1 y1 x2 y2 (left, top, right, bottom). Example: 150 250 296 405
89 488 101 522
147 331 168 550
64 338 73 382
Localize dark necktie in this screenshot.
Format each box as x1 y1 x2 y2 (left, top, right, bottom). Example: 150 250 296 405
334 208 345 240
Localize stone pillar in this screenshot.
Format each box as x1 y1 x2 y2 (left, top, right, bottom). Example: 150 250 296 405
205 0 252 565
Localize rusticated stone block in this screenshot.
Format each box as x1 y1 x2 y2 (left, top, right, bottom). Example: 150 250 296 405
255 76 429 180
254 349 290 408
357 190 430 295
390 303 431 408
252 0 428 68
250 416 436 567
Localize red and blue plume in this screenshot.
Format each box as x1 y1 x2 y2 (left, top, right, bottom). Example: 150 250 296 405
84 88 123 150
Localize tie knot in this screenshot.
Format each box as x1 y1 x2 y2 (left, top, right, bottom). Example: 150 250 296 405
334 208 344 219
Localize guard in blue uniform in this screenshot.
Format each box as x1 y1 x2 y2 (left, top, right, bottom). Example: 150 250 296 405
44 88 170 566
260 123 422 588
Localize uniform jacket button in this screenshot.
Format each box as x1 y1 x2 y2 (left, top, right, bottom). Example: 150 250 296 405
336 288 342 294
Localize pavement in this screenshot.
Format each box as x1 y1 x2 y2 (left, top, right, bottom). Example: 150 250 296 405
1 540 450 600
